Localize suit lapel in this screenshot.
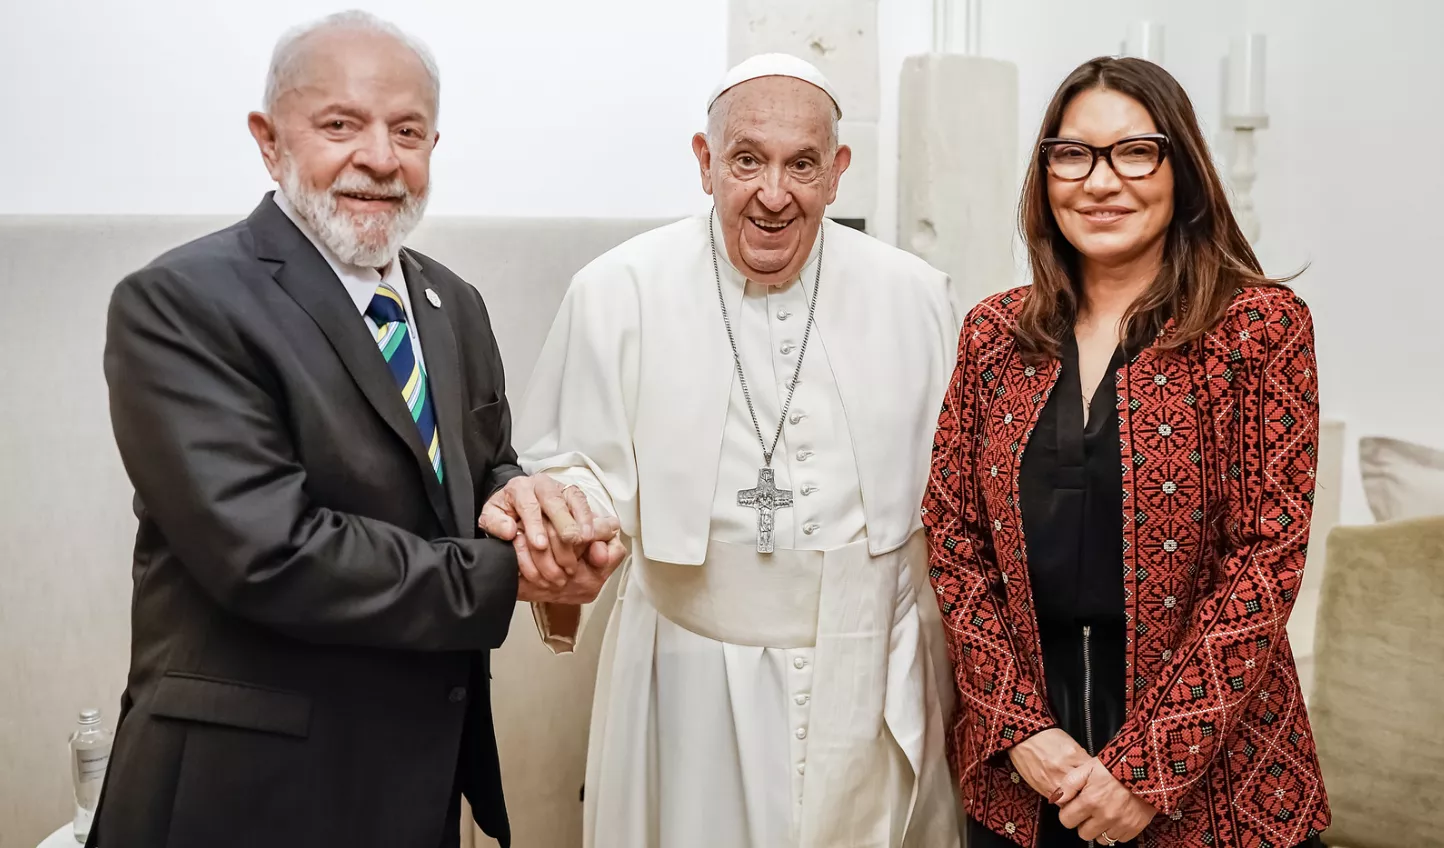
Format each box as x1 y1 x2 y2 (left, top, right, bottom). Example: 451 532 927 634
401 251 471 537
248 196 457 534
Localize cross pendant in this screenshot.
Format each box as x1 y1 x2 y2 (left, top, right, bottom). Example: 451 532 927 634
737 466 793 553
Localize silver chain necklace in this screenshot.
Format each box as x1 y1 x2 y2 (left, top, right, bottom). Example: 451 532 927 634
709 210 824 553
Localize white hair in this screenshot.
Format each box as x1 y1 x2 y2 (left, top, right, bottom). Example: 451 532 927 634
263 10 441 120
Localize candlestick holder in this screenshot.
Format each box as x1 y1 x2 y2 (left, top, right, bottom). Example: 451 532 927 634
1224 113 1269 245
1221 33 1268 244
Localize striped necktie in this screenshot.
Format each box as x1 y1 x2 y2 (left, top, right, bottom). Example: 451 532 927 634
365 282 443 481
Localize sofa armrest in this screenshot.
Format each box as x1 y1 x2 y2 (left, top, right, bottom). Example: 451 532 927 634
1310 515 1444 848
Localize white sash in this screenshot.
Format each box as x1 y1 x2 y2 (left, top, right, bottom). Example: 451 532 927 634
630 532 959 848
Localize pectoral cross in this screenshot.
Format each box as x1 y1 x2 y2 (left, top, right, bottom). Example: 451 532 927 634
737 467 793 553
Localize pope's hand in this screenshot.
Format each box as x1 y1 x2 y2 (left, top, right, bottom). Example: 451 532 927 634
480 474 620 591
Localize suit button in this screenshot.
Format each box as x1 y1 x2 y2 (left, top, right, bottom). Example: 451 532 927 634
449 687 468 703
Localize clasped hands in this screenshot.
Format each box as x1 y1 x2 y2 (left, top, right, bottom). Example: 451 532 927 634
479 474 626 604
1008 728 1157 844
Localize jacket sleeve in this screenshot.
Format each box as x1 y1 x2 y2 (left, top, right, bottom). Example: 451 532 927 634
105 267 519 652
1098 290 1321 814
923 309 1055 768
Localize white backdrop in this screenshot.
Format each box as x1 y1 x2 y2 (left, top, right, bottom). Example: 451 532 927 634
2 0 1439 522
0 0 726 218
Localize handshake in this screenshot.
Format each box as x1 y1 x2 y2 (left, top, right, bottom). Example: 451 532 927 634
478 474 627 605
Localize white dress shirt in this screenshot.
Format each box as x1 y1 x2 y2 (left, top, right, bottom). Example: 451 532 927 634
273 191 427 372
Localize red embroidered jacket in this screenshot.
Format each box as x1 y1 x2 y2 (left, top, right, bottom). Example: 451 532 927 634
923 285 1330 847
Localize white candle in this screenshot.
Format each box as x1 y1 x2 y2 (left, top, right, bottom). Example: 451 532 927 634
932 0 982 56
932 0 954 53
1124 22 1165 64
1226 34 1267 118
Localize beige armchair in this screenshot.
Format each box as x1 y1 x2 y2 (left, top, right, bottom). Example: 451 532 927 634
1309 516 1444 848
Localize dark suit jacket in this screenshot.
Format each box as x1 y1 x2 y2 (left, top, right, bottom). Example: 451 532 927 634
90 194 523 848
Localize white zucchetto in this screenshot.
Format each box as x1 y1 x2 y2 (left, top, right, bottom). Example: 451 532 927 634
706 53 842 117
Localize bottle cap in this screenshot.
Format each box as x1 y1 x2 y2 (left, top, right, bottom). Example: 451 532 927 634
78 708 101 726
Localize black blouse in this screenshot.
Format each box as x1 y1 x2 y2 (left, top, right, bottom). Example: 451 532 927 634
1018 337 1129 627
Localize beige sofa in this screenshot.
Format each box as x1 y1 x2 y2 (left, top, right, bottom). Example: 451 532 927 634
1311 516 1444 848
1307 434 1444 848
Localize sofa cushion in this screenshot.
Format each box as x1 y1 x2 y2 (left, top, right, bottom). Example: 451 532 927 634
1360 436 1444 522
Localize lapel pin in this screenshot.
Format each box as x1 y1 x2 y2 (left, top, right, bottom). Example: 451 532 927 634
425 288 441 308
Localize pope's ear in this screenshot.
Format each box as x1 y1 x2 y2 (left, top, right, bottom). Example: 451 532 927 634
692 133 715 196
825 144 851 206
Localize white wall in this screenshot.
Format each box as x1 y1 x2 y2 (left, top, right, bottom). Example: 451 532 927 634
876 0 1442 525
1 0 727 217
1245 0 1444 525
4 0 1438 520
875 0 1246 247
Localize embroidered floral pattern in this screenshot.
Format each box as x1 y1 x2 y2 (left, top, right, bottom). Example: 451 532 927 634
923 286 1330 847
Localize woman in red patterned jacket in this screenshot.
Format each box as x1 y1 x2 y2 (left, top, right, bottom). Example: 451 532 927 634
923 57 1329 848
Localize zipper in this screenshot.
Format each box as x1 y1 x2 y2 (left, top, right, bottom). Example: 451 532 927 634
1083 624 1096 847
1082 624 1096 754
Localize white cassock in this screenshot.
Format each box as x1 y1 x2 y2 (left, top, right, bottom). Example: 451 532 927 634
516 211 965 848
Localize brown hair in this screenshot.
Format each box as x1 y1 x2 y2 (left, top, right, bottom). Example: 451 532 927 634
1015 56 1292 360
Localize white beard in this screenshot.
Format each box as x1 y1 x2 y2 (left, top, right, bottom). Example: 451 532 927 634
279 154 429 268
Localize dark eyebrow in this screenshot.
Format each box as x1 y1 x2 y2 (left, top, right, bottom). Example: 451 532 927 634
1046 133 1162 147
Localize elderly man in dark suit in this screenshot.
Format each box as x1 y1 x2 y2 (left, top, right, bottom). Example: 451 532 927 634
90 11 623 848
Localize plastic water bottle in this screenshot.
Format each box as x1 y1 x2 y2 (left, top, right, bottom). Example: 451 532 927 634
69 708 113 843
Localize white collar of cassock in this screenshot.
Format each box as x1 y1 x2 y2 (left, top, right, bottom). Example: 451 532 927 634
710 206 826 294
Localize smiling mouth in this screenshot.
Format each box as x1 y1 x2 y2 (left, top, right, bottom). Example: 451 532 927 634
339 192 403 204
749 217 794 234
1079 209 1132 222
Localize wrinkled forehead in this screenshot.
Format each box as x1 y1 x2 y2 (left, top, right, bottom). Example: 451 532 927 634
714 77 837 148
279 29 437 117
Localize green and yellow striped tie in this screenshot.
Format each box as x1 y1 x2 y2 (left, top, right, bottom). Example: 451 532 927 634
365 283 443 481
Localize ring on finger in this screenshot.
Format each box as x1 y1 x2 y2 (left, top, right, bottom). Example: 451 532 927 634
1099 832 1117 846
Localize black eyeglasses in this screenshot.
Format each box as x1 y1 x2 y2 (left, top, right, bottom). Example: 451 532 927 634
1039 133 1171 181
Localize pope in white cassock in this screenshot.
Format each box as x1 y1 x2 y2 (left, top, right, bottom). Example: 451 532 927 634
511 54 965 848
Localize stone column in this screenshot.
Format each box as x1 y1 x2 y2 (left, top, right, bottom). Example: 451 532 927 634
897 55 1019 311
728 0 880 231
